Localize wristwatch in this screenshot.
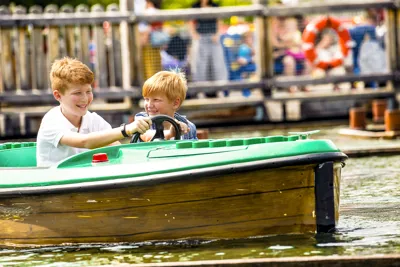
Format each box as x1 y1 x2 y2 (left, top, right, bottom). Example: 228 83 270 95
120 123 130 137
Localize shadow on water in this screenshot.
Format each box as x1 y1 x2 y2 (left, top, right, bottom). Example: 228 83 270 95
1 124 400 266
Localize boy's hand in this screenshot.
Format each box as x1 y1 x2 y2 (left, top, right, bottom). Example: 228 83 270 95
168 120 189 137
177 121 189 135
127 117 152 135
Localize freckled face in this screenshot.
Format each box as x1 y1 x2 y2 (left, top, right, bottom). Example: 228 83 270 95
144 94 178 118
56 84 93 118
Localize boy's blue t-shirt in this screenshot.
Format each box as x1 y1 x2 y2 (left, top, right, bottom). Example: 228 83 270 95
135 112 198 140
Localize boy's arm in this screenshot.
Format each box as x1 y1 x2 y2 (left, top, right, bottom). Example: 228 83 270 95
60 117 151 149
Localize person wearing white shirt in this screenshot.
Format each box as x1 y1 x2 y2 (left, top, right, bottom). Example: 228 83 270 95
36 57 152 167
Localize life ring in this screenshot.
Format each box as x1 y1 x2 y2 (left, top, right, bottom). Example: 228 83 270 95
302 17 352 69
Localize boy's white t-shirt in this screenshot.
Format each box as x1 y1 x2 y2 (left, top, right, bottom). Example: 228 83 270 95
36 106 112 167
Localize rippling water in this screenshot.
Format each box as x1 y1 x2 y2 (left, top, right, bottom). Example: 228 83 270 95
1 124 399 266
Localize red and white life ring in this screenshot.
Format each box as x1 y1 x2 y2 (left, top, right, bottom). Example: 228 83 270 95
302 17 352 69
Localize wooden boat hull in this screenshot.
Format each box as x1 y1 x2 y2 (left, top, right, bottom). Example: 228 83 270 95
0 153 343 247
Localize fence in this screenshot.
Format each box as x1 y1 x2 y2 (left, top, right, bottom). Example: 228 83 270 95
0 0 399 137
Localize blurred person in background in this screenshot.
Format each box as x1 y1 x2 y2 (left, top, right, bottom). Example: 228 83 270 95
189 0 228 98
137 0 165 80
350 9 387 89
161 25 190 73
237 30 256 80
271 16 308 92
313 29 352 91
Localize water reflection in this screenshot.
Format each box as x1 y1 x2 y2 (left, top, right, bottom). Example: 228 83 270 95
1 125 399 266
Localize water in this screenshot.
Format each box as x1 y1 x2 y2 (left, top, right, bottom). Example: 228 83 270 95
0 124 399 266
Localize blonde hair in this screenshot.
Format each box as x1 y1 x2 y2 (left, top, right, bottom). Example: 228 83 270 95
142 70 187 107
50 57 94 94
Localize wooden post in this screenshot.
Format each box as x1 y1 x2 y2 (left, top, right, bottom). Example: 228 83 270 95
60 5 76 58
372 99 387 123
131 10 141 86
0 45 2 94
0 113 5 137
14 5 30 92
385 110 400 131
106 4 123 88
91 4 108 89
349 107 366 130
0 5 15 92
385 8 400 97
19 112 26 136
253 0 271 83
119 0 133 89
29 5 45 91
254 0 272 122
394 5 400 97
45 4 60 90
75 4 91 68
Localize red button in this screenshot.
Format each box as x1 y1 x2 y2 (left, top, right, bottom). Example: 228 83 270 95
92 153 109 163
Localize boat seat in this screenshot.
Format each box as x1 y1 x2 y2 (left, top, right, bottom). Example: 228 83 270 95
0 142 37 167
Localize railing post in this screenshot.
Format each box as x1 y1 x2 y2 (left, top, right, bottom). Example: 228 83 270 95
385 6 400 99
394 4 400 97
29 5 45 91
0 5 15 92
253 0 272 89
60 5 76 58
119 0 133 89
91 4 108 89
254 0 274 121
14 5 30 92
75 4 91 68
106 4 123 88
44 4 59 91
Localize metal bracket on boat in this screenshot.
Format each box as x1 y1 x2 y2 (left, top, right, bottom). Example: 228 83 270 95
288 130 320 140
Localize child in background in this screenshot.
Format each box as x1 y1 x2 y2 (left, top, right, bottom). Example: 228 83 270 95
237 31 256 79
36 57 152 167
135 70 197 141
281 17 305 62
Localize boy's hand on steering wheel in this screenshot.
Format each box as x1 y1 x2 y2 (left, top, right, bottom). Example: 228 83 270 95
168 120 189 137
127 117 152 135
177 121 189 135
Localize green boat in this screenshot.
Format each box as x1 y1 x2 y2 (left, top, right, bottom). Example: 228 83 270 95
0 116 347 247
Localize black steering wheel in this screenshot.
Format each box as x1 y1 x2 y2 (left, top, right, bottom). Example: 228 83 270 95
130 115 181 143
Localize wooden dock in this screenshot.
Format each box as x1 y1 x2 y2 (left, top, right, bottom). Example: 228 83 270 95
338 127 400 139
343 145 400 157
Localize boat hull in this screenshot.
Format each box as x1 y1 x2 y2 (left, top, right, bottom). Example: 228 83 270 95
0 157 343 247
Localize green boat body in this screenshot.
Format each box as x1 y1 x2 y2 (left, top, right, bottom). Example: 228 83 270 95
0 134 348 245
0 135 344 189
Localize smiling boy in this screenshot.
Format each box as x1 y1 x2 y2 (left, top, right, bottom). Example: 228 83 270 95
36 57 152 167
135 70 197 141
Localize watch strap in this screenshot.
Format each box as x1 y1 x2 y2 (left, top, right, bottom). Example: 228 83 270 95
121 123 130 137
